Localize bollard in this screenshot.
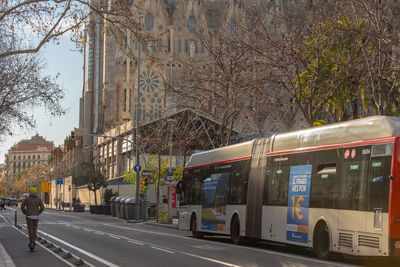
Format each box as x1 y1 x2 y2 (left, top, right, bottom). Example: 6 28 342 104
14 210 17 226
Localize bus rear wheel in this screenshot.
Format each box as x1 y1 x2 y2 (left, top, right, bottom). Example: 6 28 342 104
191 215 203 239
230 216 242 245
314 222 331 260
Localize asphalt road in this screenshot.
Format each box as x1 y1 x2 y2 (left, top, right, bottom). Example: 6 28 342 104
0 206 392 267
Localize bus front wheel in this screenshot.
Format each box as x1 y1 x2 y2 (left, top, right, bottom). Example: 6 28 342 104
314 222 331 260
191 215 203 239
230 216 242 245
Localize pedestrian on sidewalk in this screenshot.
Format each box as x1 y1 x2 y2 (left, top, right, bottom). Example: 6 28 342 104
0 198 6 211
21 188 45 252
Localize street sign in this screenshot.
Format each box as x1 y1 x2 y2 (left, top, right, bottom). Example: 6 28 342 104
167 171 173 176
41 182 51 193
56 178 64 185
134 164 142 173
142 170 151 176
167 175 174 181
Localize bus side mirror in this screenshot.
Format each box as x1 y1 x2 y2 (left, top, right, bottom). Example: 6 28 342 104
389 175 394 180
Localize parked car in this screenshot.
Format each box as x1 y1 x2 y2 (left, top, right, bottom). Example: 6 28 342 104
7 198 18 207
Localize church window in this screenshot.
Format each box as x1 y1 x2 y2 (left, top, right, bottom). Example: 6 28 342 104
158 39 162 52
185 40 188 53
188 16 195 33
145 14 154 30
177 40 181 53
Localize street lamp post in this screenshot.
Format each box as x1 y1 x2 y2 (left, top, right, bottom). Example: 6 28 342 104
167 119 176 224
134 14 143 220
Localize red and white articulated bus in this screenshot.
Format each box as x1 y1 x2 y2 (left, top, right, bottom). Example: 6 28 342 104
178 116 400 259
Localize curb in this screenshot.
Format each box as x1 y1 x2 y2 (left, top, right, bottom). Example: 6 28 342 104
0 241 16 267
145 222 179 229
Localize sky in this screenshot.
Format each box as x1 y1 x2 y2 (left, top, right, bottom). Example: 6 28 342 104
0 36 83 163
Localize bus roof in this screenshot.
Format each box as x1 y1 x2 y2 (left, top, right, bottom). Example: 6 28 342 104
272 116 400 152
185 140 255 168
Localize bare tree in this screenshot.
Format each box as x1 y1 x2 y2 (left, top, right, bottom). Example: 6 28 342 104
0 40 65 135
348 0 400 116
169 8 270 146
239 1 347 126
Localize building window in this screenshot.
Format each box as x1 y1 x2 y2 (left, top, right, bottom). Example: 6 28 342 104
123 89 127 111
145 14 154 30
177 40 181 53
33 155 35 159
38 155 40 159
158 39 162 52
14 156 16 160
185 40 188 53
28 155 30 160
18 155 20 160
188 16 195 33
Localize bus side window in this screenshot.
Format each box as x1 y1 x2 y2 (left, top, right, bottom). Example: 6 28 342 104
368 157 390 212
266 158 289 206
311 163 338 209
340 147 369 211
231 171 247 204
191 177 201 205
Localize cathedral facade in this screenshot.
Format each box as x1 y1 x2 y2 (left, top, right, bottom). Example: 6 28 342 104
80 0 308 162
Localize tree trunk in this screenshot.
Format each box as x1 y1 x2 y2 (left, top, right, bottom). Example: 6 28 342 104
94 190 97 206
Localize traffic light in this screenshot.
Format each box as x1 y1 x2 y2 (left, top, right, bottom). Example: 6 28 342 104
144 177 148 190
141 181 145 193
71 131 75 142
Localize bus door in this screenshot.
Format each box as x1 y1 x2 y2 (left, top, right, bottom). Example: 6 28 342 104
367 143 392 236
338 146 370 253
201 167 231 233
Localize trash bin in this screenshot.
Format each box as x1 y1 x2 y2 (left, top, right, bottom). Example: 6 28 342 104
140 199 150 219
110 196 117 217
148 204 156 218
125 198 136 220
115 197 123 218
119 198 127 219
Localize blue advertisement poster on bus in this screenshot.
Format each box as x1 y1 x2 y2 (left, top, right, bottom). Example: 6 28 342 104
201 172 230 232
286 165 312 244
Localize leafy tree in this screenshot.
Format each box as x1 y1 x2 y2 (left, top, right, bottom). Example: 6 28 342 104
103 188 115 206
82 162 107 206
14 164 52 194
295 17 365 122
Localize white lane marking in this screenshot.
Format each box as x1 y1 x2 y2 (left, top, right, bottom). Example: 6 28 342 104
102 224 190 239
128 240 144 246
17 225 98 267
94 231 105 235
37 229 119 267
80 226 242 267
179 251 241 267
0 218 76 267
150 246 175 254
42 211 89 222
108 235 121 240
101 223 356 267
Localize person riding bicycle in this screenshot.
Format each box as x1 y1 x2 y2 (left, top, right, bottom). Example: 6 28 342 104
21 187 45 251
